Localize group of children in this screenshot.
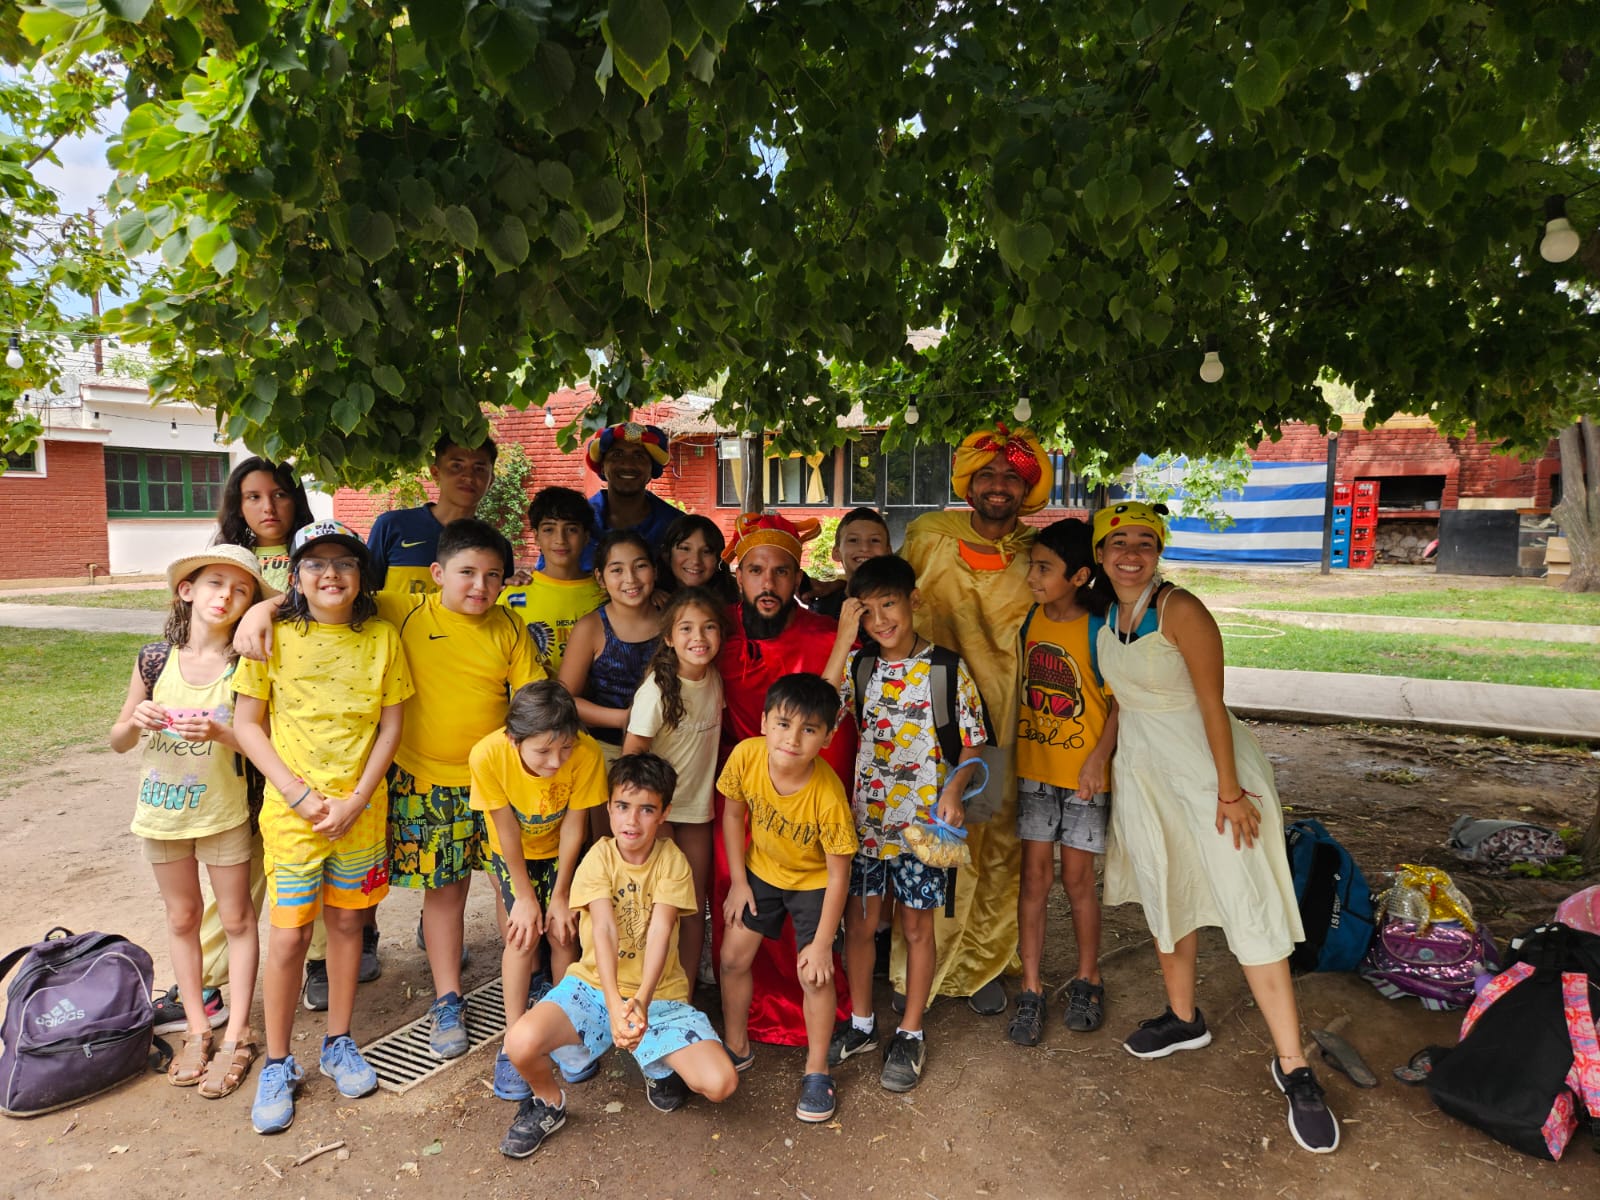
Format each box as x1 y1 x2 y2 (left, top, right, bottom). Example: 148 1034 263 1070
109 437 1156 1157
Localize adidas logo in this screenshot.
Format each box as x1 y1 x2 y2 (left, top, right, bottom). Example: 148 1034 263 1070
34 997 86 1029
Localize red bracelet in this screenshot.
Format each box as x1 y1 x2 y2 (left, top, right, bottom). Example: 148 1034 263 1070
1219 788 1259 805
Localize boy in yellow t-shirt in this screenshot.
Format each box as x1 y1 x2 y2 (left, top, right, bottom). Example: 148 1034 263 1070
499 487 605 673
377 518 545 1060
498 753 738 1158
469 680 607 1102
719 673 858 1125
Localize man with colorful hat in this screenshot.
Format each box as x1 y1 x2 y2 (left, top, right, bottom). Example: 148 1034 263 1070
715 512 856 1046
899 422 1053 1015
578 421 680 570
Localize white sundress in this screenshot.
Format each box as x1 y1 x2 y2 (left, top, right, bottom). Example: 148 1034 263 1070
1097 590 1303 966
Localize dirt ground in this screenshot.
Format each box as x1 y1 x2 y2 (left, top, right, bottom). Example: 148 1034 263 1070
4 724 1599 1200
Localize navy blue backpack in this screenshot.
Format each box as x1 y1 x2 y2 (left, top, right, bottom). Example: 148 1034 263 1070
1286 819 1377 973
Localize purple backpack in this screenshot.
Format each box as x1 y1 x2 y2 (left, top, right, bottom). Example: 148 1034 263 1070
1 928 156 1116
1361 918 1502 1010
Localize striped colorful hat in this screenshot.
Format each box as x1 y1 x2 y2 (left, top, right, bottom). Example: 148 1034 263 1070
586 422 671 480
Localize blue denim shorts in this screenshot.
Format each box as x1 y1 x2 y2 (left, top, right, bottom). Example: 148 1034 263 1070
542 975 720 1081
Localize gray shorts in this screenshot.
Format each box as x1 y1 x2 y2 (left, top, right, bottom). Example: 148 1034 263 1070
1017 779 1108 853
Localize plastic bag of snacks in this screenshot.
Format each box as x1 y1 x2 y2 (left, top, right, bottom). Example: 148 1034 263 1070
902 760 988 869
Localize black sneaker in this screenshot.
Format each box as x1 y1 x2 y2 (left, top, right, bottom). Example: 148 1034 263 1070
1271 1059 1340 1154
1123 1007 1212 1059
646 1071 689 1113
879 1031 925 1093
151 984 228 1035
358 925 382 983
968 977 1007 1016
1063 978 1105 1033
301 959 329 1012
500 1094 566 1158
1008 989 1046 1047
826 1021 879 1067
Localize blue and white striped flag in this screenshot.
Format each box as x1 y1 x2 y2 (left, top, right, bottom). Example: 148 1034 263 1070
1161 460 1328 564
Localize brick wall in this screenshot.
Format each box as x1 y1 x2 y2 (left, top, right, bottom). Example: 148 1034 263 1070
0 439 111 581
1255 420 1559 508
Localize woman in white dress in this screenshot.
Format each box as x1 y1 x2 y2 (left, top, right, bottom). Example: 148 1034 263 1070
1092 501 1339 1155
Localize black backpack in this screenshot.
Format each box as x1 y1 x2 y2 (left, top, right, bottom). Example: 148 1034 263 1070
1425 923 1600 1160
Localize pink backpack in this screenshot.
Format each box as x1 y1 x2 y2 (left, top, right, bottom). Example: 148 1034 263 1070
1556 886 1600 936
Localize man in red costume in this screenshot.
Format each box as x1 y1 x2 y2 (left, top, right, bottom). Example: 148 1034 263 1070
715 512 856 1044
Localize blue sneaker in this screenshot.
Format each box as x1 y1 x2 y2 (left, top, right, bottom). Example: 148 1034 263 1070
526 970 553 1008
557 1054 600 1084
493 1049 532 1101
251 1056 304 1135
319 1034 379 1098
429 992 469 1059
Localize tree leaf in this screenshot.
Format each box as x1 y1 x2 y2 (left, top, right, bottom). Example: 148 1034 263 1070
686 0 744 43
1233 53 1283 114
577 176 626 235
349 206 397 262
331 395 363 434
408 0 466 45
102 0 155 23
373 364 406 395
442 205 479 250
549 210 586 258
536 161 573 200
484 215 531 272
603 0 672 98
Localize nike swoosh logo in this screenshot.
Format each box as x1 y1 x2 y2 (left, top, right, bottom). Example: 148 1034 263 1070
428 634 448 640
401 539 426 548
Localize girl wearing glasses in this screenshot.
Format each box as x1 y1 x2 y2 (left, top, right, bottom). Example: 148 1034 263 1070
231 520 415 1135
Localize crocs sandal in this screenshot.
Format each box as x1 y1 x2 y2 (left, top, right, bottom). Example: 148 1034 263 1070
168 1029 213 1087
198 1032 259 1099
1308 1027 1378 1089
1393 1045 1449 1086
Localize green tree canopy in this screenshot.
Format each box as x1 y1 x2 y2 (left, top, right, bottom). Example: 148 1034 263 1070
9 0 1599 482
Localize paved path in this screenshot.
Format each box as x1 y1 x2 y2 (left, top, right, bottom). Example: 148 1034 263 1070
1214 606 1600 645
3 603 1595 743
0 604 163 635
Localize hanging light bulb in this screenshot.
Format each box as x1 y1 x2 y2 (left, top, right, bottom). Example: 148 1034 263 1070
1539 195 1581 264
5 335 21 370
1199 335 1225 384
169 419 180 439
905 402 920 426
544 405 556 428
1013 392 1032 423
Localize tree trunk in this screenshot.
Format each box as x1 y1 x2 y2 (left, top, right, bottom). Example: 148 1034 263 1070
741 426 764 512
1581 777 1600 873
1552 416 1599 593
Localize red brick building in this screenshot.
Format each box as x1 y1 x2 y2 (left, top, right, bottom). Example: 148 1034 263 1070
0 433 112 582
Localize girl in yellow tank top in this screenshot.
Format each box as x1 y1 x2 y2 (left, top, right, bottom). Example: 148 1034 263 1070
110 545 278 1092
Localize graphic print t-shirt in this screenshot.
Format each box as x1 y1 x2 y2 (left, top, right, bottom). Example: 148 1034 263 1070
1015 608 1110 789
564 837 698 1003
716 737 857 890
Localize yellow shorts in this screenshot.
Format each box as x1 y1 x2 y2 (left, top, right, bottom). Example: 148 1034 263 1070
260 785 390 929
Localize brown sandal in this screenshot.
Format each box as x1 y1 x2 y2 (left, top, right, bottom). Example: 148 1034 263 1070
197 1032 258 1099
168 1029 213 1087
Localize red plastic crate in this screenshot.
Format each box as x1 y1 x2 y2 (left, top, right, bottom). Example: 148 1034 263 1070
1334 483 1352 504
1349 546 1375 569
1354 480 1379 500
1352 524 1374 543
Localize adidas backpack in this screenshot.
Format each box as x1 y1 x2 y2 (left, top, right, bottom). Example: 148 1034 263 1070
1285 819 1377 973
0 928 156 1117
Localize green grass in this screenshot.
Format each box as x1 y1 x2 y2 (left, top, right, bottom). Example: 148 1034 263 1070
1219 621 1600 689
0 588 170 610
1243 586 1600 626
0 629 147 774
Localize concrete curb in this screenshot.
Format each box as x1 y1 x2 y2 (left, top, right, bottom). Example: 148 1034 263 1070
1214 606 1600 646
0 605 164 635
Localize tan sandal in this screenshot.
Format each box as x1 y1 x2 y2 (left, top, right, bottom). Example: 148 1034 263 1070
168 1029 213 1087
197 1032 258 1099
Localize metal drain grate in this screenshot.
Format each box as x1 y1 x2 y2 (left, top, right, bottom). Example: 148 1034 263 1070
365 977 507 1094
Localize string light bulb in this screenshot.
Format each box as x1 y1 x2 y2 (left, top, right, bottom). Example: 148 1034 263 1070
905 403 920 425
544 404 556 428
1013 392 1032 423
169 419 180 439
1199 336 1225 384
1539 195 1581 264
5 335 21 370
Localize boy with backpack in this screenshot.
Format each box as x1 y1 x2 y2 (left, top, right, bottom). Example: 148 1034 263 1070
822 555 989 1091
